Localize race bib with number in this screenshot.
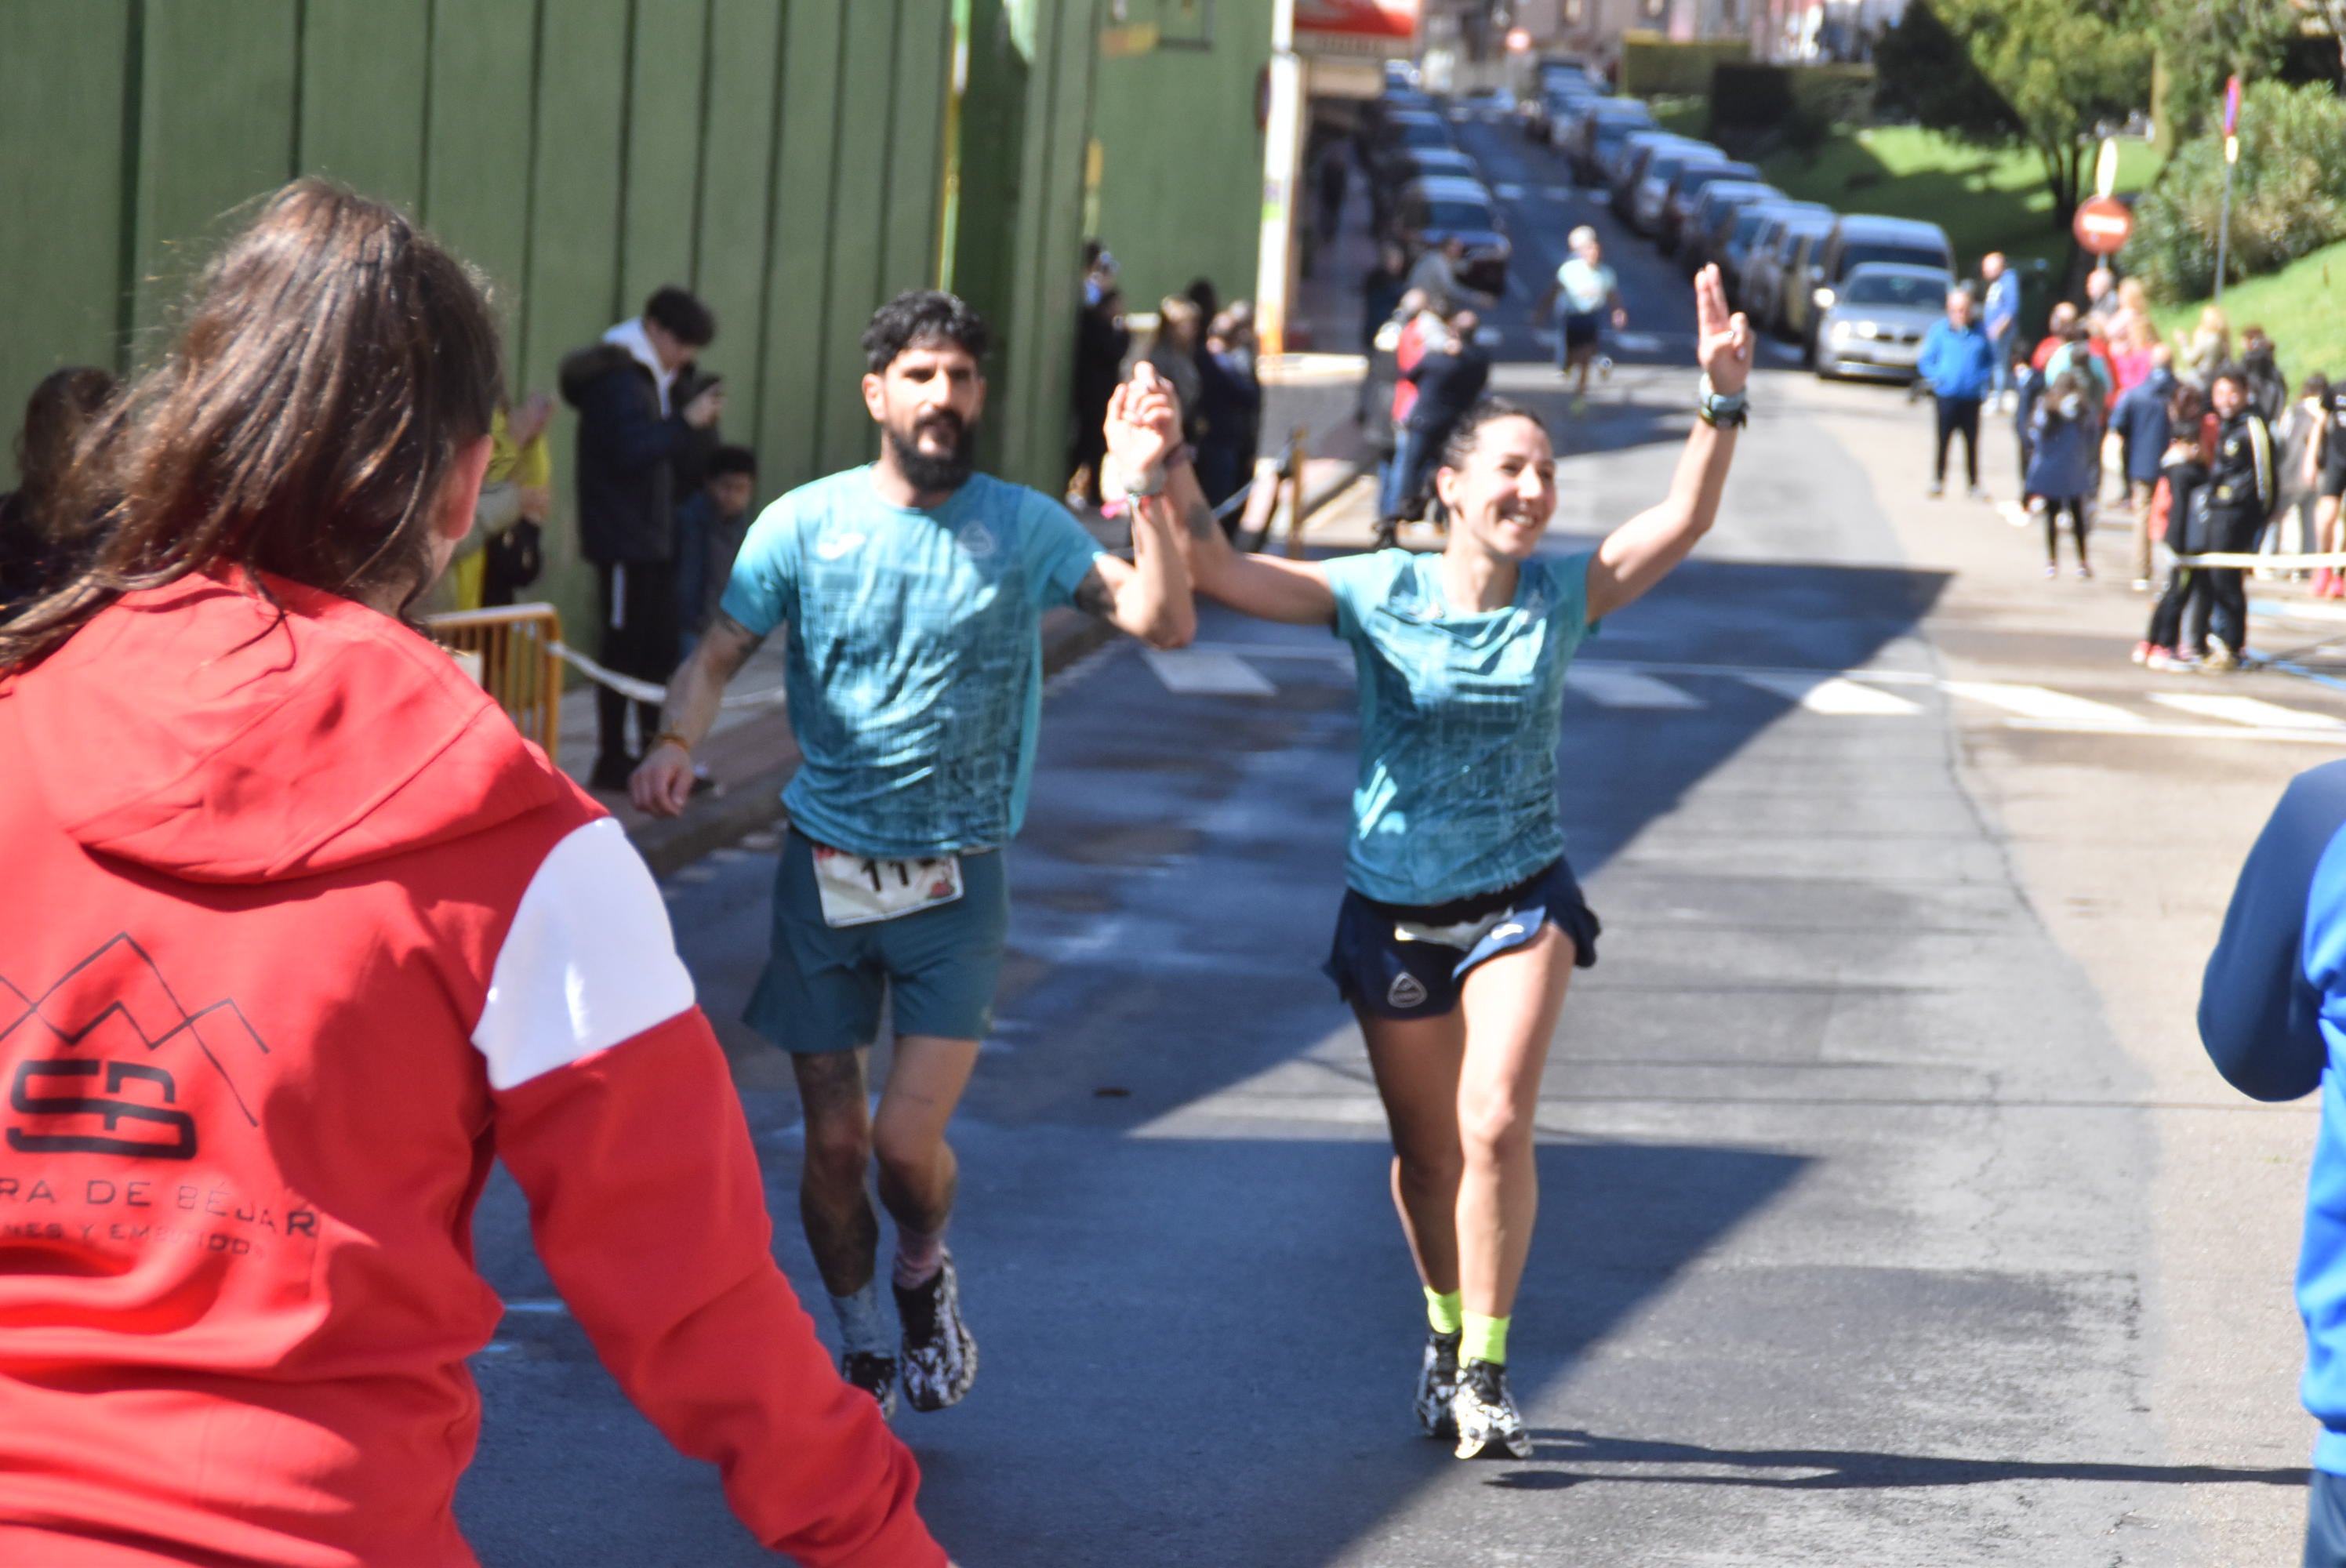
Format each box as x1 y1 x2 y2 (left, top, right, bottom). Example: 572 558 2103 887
812 845 965 927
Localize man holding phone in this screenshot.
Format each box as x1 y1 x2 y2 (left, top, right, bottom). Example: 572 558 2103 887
634 291 1195 1419
561 286 728 789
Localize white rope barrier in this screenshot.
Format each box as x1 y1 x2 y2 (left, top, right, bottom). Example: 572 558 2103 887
2170 552 2346 569
550 641 789 710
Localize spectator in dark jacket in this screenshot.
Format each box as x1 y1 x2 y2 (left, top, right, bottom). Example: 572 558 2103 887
1070 288 1129 504
2242 326 2288 426
2112 347 2180 586
2028 372 2101 578
1195 308 1262 516
559 286 725 790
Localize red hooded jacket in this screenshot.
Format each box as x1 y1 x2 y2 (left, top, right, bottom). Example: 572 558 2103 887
0 572 942 1566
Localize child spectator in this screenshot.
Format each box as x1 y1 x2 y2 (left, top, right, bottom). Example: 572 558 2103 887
2140 386 2213 670
675 444 758 656
2028 372 2101 579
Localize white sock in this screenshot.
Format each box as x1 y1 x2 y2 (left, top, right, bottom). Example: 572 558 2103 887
829 1281 892 1357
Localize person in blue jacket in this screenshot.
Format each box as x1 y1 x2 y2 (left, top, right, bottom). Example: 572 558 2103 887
1916 287 1998 499
2027 372 2102 578
2203 760 2346 1564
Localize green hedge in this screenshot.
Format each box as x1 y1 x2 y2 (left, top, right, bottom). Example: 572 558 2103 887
1619 32 1749 99
2126 81 2346 303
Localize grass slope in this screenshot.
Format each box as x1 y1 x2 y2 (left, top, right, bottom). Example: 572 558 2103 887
1750 125 2159 273
2152 238 2346 379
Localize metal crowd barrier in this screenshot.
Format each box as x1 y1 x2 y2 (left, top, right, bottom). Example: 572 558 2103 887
423 602 565 754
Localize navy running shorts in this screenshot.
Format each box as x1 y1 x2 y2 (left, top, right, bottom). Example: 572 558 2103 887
1324 857 1601 1021
745 828 1010 1054
1560 311 1603 358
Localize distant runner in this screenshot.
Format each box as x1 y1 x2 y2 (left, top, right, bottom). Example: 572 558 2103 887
1175 267 1750 1458
1534 226 1626 416
635 292 1194 1418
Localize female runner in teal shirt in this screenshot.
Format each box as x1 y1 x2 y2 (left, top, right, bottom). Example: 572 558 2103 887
1173 267 1751 1458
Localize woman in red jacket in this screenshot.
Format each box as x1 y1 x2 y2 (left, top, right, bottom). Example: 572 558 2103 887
0 181 943 1568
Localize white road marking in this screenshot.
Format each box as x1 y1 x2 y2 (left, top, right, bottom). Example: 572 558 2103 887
2005 718 2346 746
1142 647 1276 696
501 1300 569 1316
1741 673 1923 716
1544 185 1575 201
1569 666 1702 709
1611 330 1667 353
2149 692 2346 730
1941 681 2144 726
1494 183 1526 199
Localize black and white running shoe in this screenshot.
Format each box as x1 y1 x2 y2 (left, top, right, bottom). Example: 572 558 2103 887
841 1350 899 1421
895 1250 978 1413
1415 1329 1462 1438
1451 1358 1531 1460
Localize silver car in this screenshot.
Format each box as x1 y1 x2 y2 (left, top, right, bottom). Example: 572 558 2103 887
1814 262 1956 380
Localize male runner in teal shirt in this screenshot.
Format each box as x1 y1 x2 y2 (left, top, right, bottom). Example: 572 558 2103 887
635 291 1194 1416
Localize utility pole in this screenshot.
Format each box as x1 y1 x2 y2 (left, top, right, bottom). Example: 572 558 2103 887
2215 74 2240 303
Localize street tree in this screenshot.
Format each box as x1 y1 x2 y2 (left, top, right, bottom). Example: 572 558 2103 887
2147 0 2304 140
1876 0 2154 228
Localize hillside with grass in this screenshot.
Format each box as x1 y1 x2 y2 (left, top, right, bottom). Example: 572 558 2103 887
2152 239 2346 380
1752 125 2159 272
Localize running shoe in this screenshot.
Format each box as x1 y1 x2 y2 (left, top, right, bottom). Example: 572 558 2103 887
1927 480 1945 498
1569 394 1589 416
841 1350 900 1421
1966 485 1987 501
1596 355 1614 380
1414 1329 1462 1439
2148 648 2200 673
1451 1358 1531 1460
2201 641 2239 673
2130 641 2154 666
2075 563 2093 580
895 1250 979 1413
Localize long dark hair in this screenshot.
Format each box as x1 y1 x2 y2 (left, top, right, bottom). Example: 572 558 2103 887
0 180 502 670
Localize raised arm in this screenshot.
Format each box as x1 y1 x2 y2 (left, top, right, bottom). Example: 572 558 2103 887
1074 364 1197 649
1584 265 1750 623
630 612 771 817
1163 459 1339 626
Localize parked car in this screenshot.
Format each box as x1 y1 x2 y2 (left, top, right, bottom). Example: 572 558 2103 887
1678 181 1781 275
1658 160 1763 254
1813 262 1956 380
1609 132 1708 221
1799 216 1957 363
1771 226 1837 344
1630 143 1725 234
1393 177 1513 296
1570 99 1658 184
1744 211 1834 332
1371 144 1480 235
1722 201 1831 305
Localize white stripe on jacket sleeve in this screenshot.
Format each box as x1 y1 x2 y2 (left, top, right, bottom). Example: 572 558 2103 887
473 818 697 1091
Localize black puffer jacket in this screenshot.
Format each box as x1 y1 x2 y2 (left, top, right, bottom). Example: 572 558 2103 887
557 343 693 564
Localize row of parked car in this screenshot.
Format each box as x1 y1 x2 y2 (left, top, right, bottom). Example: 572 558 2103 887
1523 60 1961 382
1361 71 1513 297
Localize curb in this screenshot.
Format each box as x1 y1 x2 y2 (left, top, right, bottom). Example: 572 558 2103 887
625 607 1121 878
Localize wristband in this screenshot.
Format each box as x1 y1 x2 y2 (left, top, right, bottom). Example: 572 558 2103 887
1120 465 1168 499
651 730 694 757
1697 374 1749 430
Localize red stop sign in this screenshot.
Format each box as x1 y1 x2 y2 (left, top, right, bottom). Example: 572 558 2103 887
2074 196 2133 256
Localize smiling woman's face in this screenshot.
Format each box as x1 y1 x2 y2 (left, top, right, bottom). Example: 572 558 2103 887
1436 415 1557 562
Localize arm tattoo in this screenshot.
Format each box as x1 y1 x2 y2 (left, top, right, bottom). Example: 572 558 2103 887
1073 566 1113 620
1183 496 1219 541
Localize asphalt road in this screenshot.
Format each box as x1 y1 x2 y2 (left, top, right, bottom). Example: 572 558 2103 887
455 104 2332 1566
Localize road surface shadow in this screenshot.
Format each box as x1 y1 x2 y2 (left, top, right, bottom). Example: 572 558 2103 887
1487 1432 2306 1491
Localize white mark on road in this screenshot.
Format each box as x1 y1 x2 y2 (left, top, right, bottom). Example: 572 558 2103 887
1494 183 1526 199
1942 681 2144 726
2149 692 2346 731
1741 673 1923 717
1142 648 1276 696
1569 666 1703 709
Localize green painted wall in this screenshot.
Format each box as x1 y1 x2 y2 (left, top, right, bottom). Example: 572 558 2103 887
0 0 1106 645
1088 0 1274 318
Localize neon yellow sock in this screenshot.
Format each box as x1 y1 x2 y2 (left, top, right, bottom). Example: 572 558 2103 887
1462 1312 1509 1366
1425 1287 1462 1337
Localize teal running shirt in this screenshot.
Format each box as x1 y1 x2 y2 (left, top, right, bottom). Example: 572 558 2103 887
1325 547 1598 906
719 467 1105 859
